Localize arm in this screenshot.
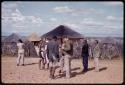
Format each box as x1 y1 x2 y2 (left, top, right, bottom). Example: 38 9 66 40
81 46 83 57
45 45 47 51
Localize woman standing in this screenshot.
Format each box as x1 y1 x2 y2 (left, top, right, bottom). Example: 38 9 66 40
93 40 101 72
17 39 25 66
39 39 45 70
38 38 49 70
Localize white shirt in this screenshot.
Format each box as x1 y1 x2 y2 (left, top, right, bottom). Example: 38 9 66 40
17 43 24 53
35 46 39 56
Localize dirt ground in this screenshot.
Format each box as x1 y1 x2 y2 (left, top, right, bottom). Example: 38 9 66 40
1 56 123 84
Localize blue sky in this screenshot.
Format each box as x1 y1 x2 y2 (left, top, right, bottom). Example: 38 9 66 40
2 1 123 37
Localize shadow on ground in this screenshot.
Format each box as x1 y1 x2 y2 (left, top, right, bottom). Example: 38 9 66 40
99 67 107 72
56 66 107 79
24 63 38 66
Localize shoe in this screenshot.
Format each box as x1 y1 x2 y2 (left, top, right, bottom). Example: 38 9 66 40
22 64 25 66
17 64 19 66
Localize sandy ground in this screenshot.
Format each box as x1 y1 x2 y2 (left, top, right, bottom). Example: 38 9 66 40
1 56 123 84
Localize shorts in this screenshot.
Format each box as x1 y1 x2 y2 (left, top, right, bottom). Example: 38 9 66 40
18 49 24 54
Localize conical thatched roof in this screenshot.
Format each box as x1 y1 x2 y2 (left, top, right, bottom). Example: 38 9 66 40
42 25 84 38
27 32 41 41
3 33 21 43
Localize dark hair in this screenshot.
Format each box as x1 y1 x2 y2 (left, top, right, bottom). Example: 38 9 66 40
18 39 23 43
84 39 87 43
53 36 57 40
95 40 98 44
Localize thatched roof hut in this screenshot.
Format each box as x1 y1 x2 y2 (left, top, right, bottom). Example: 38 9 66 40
24 40 38 57
3 33 22 43
27 32 41 42
42 25 84 39
2 33 22 56
26 33 40 57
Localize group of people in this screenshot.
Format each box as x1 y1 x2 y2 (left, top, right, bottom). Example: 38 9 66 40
16 36 101 79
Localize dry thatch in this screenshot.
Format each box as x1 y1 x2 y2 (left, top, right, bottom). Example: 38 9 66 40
3 33 22 43
27 32 41 42
2 33 22 56
42 25 84 39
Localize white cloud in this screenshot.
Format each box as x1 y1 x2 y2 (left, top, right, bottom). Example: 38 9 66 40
106 16 116 20
104 25 115 29
2 8 43 26
13 25 25 28
2 2 18 8
11 9 25 22
103 2 123 6
53 6 74 13
2 2 123 37
106 15 123 21
2 4 44 35
26 16 43 23
103 25 121 30
64 23 79 29
50 18 57 22
53 6 104 16
2 8 24 23
81 18 103 26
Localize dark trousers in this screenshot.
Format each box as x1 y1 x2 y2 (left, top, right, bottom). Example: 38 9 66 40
82 54 88 71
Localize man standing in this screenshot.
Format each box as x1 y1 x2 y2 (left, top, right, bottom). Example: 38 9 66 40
93 40 101 72
81 39 89 72
62 37 72 78
47 36 59 79
17 39 25 66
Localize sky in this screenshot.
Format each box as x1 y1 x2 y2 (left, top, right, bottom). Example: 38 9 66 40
2 1 123 37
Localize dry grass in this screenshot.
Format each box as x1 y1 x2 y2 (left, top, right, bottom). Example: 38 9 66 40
1 56 123 84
